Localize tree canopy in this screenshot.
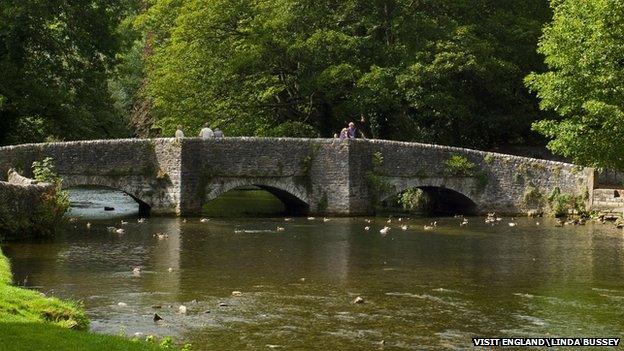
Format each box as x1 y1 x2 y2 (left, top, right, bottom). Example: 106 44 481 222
0 0 136 144
142 0 551 148
526 0 624 170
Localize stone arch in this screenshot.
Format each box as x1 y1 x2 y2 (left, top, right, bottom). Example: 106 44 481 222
204 178 310 215
63 177 152 215
381 177 479 215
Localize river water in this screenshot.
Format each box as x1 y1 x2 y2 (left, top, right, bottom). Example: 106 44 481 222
2 189 624 350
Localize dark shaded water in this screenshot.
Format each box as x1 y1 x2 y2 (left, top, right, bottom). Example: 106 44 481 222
2 190 624 350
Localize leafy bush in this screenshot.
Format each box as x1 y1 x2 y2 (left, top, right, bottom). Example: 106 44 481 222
444 154 477 176
31 157 70 234
33 157 60 184
398 188 430 212
547 187 586 218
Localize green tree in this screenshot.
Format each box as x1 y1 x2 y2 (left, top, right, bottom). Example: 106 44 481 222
0 0 135 145
526 0 624 169
142 0 551 147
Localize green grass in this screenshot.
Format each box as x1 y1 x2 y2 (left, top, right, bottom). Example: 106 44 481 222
0 249 165 350
0 323 165 351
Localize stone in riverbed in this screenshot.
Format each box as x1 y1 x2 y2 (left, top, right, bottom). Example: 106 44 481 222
153 313 163 322
353 296 365 304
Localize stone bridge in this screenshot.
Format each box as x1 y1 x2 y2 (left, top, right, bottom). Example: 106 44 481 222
0 138 595 216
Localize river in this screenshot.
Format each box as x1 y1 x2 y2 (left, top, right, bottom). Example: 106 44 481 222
2 189 624 350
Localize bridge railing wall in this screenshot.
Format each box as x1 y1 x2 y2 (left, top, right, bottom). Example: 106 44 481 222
0 137 595 215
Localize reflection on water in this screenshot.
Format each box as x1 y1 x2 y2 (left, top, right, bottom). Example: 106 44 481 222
202 188 286 217
68 188 139 218
2 190 624 350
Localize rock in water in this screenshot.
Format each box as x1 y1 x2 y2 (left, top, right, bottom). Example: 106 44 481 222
179 305 187 314
232 291 243 297
153 313 163 322
353 296 365 304
104 206 115 211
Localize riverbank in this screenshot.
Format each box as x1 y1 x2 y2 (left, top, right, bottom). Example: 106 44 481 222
0 248 166 351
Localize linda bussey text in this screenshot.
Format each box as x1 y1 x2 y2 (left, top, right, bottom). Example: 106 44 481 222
472 338 620 347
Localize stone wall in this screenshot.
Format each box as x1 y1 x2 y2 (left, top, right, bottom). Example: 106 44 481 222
0 170 56 240
0 139 181 214
348 140 592 214
0 138 595 216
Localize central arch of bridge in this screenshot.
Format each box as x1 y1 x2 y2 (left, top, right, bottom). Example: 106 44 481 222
204 179 310 215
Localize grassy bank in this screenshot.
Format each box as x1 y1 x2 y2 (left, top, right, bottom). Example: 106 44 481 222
0 249 165 351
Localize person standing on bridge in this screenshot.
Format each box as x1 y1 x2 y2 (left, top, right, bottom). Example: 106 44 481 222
199 123 214 139
175 125 185 138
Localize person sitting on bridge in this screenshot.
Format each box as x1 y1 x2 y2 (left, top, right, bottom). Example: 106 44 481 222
347 122 358 139
199 123 214 139
339 128 349 140
175 125 184 138
214 128 224 138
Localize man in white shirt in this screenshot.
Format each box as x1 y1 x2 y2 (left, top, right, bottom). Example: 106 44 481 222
199 123 214 139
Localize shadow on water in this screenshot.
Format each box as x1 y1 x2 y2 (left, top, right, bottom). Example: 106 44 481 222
202 186 292 217
380 186 478 216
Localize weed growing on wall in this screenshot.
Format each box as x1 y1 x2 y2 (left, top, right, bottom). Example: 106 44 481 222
443 154 477 176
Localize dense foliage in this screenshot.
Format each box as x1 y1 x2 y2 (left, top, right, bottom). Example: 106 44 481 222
0 1 137 145
7 0 622 170
526 0 624 170
141 0 551 147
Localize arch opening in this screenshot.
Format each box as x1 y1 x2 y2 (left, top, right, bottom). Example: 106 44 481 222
380 186 477 216
66 186 151 218
203 185 309 217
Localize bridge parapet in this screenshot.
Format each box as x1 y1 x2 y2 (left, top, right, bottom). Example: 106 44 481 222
0 138 594 216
